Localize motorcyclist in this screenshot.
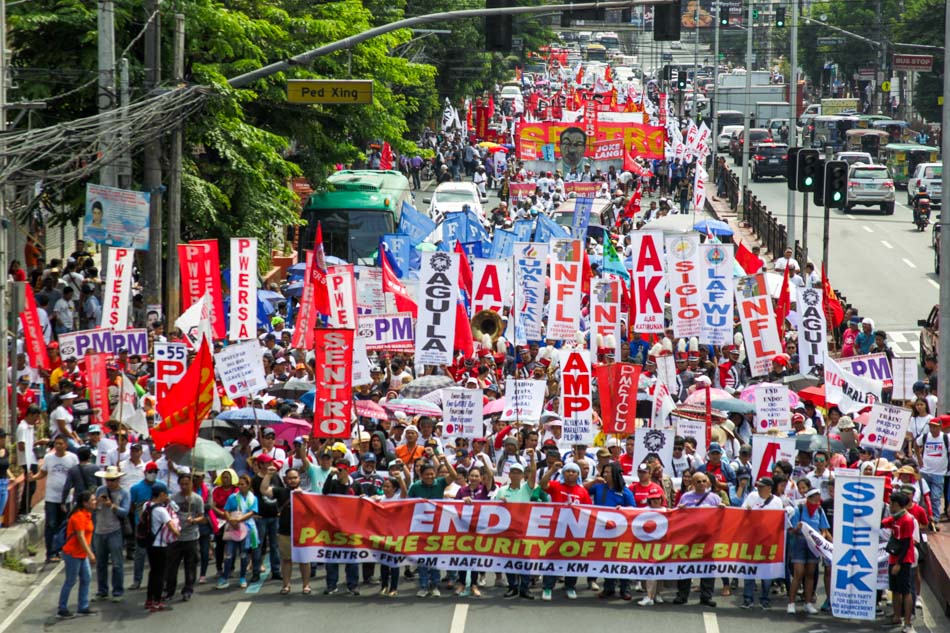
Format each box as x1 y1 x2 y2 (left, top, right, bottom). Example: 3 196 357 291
912 186 931 225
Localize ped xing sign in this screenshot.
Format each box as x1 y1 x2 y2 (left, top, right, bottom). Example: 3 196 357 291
287 79 374 104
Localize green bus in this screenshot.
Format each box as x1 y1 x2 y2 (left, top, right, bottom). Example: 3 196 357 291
301 170 413 264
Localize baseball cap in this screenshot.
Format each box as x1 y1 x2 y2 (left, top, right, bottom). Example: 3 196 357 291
87 424 102 434
755 477 774 489
361 452 377 463
509 462 525 472
145 461 160 472
707 442 723 454
637 463 649 473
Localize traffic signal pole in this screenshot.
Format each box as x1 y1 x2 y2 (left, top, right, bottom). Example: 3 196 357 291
937 0 950 414
739 0 754 214
786 0 798 249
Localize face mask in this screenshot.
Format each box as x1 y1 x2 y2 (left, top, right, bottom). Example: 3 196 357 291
145 473 158 482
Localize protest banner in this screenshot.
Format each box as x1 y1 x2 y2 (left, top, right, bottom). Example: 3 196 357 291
357 313 415 352
563 182 600 197
513 243 548 344
824 356 883 413
84 183 150 249
674 418 707 458
175 293 215 350
179 240 226 339
489 229 516 260
101 247 135 329
651 382 675 429
838 353 893 388
229 238 258 340
860 404 911 452
515 120 666 160
753 383 792 432
630 231 665 332
312 329 354 438
441 212 467 247
633 428 674 470
751 436 797 480
591 139 623 160
215 340 267 398
19 283 49 370
699 243 733 346
655 354 678 394
831 473 885 620
735 274 782 377
381 234 411 279
472 259 509 315
292 251 317 349
500 380 547 421
292 496 786 579
326 264 358 329
548 239 584 340
559 350 593 445
355 266 388 315
86 352 110 425
442 388 484 442
797 287 827 375
891 357 917 401
154 342 188 402
414 251 460 366
665 234 701 338
803 524 890 592
397 201 436 246
571 197 593 239
595 363 641 435
590 278 622 360
58 328 148 359
509 182 536 202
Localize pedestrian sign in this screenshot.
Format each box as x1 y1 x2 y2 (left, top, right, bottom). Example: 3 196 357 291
881 81 891 92
287 80 374 105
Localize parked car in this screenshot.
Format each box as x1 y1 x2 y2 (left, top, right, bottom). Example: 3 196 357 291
907 162 942 208
718 125 743 152
918 304 938 366
845 164 895 214
730 128 772 165
751 143 789 181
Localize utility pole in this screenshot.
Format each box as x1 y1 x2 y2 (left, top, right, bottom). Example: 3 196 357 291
937 0 950 414
740 0 754 214
98 0 117 272
875 0 883 113
143 0 163 307
710 2 720 188
166 14 184 325
786 0 798 248
0 0 9 429
118 58 131 189
691 1 699 120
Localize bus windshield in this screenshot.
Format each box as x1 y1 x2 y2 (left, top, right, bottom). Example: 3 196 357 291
310 209 394 265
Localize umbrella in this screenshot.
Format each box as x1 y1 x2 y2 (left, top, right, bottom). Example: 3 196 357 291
259 290 285 303
739 384 802 408
693 219 734 237
288 262 307 273
166 438 235 472
216 407 283 424
477 141 508 152
671 404 727 422
641 214 695 233
284 282 304 298
710 398 756 414
268 379 314 399
484 397 506 415
684 388 734 404
355 399 388 419
797 385 826 409
795 434 845 454
399 375 457 399
782 373 821 392
383 398 443 417
198 418 243 442
300 390 316 410
325 255 347 266
271 417 311 444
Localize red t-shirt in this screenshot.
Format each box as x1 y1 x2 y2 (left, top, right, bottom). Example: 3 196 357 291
629 481 665 507
546 481 592 505
908 503 929 533
882 512 917 565
618 454 635 476
62 509 93 559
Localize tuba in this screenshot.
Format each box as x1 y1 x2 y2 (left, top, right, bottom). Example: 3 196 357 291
471 309 503 344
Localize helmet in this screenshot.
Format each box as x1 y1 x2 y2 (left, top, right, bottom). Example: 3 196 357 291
919 186 928 193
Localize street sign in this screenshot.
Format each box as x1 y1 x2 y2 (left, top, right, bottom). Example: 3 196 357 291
856 67 875 80
881 81 891 92
512 37 523 50
287 79 374 104
893 54 933 72
817 37 845 47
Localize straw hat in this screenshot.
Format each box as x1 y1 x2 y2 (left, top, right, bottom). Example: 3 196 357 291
94 465 125 480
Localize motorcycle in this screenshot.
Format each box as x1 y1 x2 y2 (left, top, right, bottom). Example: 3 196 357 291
916 200 931 232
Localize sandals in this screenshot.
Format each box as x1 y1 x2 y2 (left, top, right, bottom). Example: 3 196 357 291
302 587 312 595
280 587 291 595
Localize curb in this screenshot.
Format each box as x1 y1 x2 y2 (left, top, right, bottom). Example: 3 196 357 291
0 505 46 573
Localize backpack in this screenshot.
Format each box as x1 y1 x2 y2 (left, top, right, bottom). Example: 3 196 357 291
51 522 70 553
135 503 156 547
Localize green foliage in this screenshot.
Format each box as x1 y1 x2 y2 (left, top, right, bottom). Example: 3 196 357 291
891 0 945 121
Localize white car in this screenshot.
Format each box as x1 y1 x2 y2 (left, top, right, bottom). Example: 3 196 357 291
834 151 874 167
425 182 486 223
718 125 743 152
908 162 942 208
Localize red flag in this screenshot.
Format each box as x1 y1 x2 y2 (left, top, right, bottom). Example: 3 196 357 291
453 245 475 358
575 65 584 85
311 222 330 314
19 283 49 370
152 339 214 450
604 65 613 83
291 250 317 349
581 247 592 296
775 265 791 345
381 251 417 317
620 185 642 224
821 263 845 326
487 94 495 120
735 241 764 275
454 242 473 304
594 363 641 434
380 142 394 170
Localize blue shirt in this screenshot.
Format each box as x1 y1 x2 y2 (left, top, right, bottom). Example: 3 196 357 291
792 502 830 532
224 491 259 514
130 479 155 525
855 331 874 355
589 484 636 507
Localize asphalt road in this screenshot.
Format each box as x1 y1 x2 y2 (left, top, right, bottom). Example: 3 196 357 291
726 153 938 352
4 562 945 633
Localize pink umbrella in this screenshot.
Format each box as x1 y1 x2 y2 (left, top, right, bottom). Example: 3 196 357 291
684 388 734 405
355 399 387 419
271 417 311 444
484 397 506 415
739 384 801 408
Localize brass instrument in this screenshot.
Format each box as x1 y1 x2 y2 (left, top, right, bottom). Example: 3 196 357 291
470 309 504 344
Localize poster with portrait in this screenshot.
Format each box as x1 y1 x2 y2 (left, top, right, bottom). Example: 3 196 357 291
84 183 151 250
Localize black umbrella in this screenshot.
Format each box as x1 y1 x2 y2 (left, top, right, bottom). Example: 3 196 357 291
795 434 844 454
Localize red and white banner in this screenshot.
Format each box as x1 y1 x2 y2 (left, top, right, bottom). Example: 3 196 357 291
472 259 509 315
563 182 600 197
590 277 622 359
651 382 675 429
326 264 358 329
415 251 460 366
559 349 593 445
595 363 641 435
312 329 354 438
101 247 135 330
19 283 49 370
154 342 188 402
179 240 225 340
292 251 317 349
824 356 883 414
630 231 665 333
665 234 701 338
229 237 258 340
292 496 786 580
548 239 585 340
692 164 707 212
699 243 734 346
751 436 797 480
86 352 110 425
592 139 623 160
658 93 668 127
735 274 782 377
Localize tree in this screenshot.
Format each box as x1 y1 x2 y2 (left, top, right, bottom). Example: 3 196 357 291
891 0 944 121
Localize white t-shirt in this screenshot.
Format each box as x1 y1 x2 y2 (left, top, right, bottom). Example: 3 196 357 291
918 432 949 475
773 256 799 272
119 459 146 491
49 406 74 440
150 504 173 547
741 491 784 510
41 452 80 503
16 420 36 467
908 415 933 440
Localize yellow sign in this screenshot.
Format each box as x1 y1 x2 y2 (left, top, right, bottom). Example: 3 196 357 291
287 80 373 105
939 96 945 106
881 81 891 92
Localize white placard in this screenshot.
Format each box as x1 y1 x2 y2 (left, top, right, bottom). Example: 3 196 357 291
352 338 372 387
326 264 358 329
753 383 792 432
860 403 911 452
824 356 883 414
797 287 827 375
229 237 258 340
101 247 136 330
666 234 702 338
548 239 584 340
674 417 707 459
831 473 885 620
500 379 546 421
750 435 797 481
891 357 918 401
442 388 483 441
632 428 675 472
414 251 460 366
215 339 267 398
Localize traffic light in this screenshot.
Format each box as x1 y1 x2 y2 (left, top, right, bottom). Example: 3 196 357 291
654 4 682 41
775 7 786 27
823 160 849 208
787 147 800 191
718 7 729 27
797 149 820 191
813 159 827 206
486 0 513 52
677 74 687 90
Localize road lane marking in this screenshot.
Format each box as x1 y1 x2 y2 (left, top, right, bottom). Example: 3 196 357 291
221 601 252 633
902 258 917 269
862 225 874 233
881 240 893 249
703 611 719 633
450 604 469 633
929 279 940 289
846 214 856 220
0 564 63 633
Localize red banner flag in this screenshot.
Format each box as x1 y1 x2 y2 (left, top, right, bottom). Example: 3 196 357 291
735 241 764 275
311 222 330 315
292 251 317 349
179 240 226 339
380 142 394 170
152 339 215 450
381 253 417 317
594 362 642 435
86 352 110 425
19 283 49 370
775 265 791 344
821 263 845 326
312 329 354 439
